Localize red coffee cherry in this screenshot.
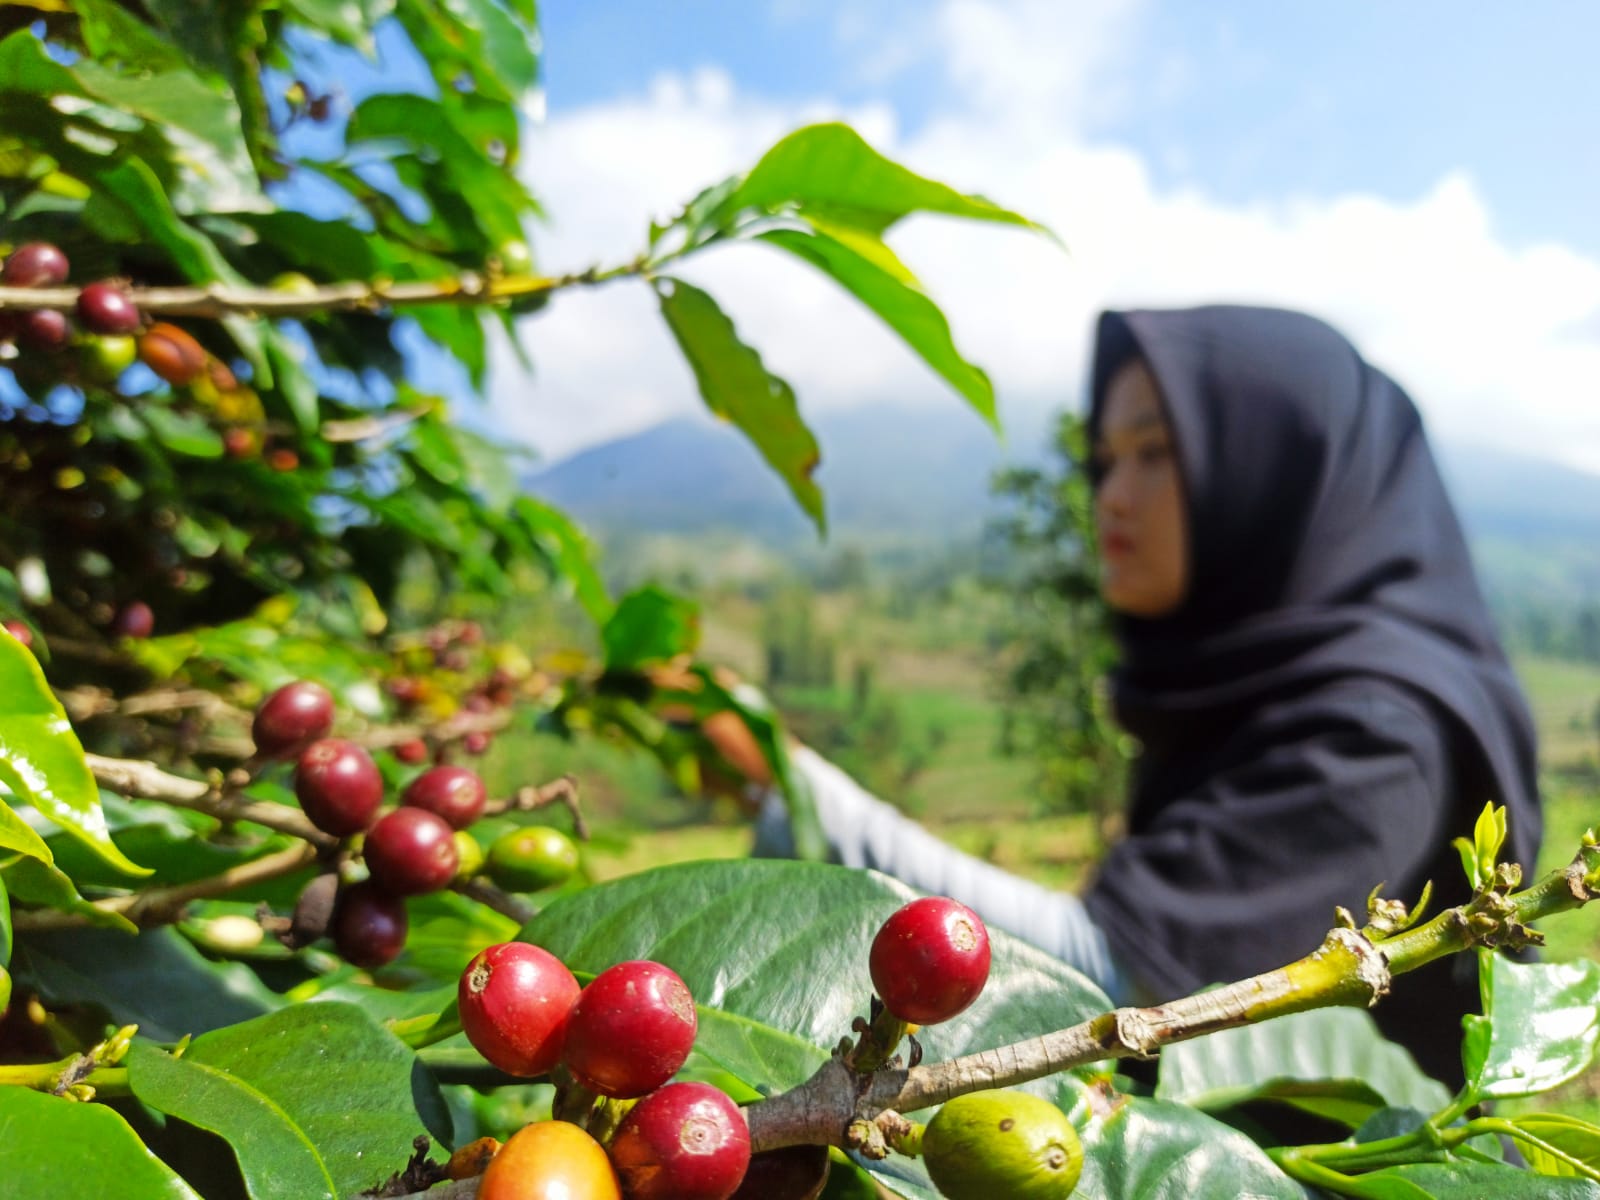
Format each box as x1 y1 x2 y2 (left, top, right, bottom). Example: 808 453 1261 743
222 427 258 459
564 960 697 1099
2 242 69 287
869 896 991 1025
3 620 33 649
252 680 335 758
76 281 141 335
401 764 487 829
462 730 492 756
332 880 407 968
19 309 70 352
393 738 429 765
112 600 155 639
363 807 459 895
267 447 299 472
137 322 207 386
609 1082 751 1200
458 942 580 1077
294 738 383 837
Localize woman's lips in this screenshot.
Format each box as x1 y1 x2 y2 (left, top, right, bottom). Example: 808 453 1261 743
1101 530 1134 558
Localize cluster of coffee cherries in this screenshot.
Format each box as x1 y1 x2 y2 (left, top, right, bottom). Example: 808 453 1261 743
383 618 529 763
451 897 996 1200
251 680 577 969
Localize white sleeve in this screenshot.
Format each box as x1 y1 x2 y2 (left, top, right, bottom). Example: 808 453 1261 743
753 746 1131 1004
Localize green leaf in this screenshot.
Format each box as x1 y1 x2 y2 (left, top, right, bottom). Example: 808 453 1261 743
1471 801 1507 885
1369 1162 1600 1198
0 628 147 875
1 855 133 931
1463 955 1600 1099
141 406 225 457
0 797 55 866
1076 1097 1304 1199
657 277 825 529
1511 1112 1600 1179
18 926 280 1039
723 122 1050 238
0 872 11 967
512 496 613 625
168 1003 453 1198
760 222 998 429
602 585 701 670
522 859 1110 1099
0 1085 200 1199
280 0 395 50
126 1040 339 1200
1155 1008 1449 1127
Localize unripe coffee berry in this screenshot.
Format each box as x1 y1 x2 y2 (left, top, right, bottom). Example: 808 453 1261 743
2 242 69 287
294 738 382 837
478 1120 618 1200
332 880 407 968
253 680 334 758
401 764 486 829
564 960 697 1098
869 896 991 1025
76 281 141 335
363 807 459 895
609 1082 751 1200
458 942 580 1077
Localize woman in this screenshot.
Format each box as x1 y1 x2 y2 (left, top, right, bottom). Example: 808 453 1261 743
756 304 1541 1085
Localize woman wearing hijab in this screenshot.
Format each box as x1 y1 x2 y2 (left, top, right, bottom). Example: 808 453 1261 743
755 304 1541 1085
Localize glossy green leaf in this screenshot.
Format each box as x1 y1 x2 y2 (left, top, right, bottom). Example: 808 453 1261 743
723 122 1049 238
126 1041 339 1200
0 796 54 866
522 859 1111 1098
1368 1162 1600 1198
0 1085 200 1199
18 926 280 1040
1510 1112 1600 1179
1156 1007 1449 1127
657 277 825 529
1463 955 1600 1099
0 629 146 875
761 222 998 429
0 872 11 967
602 585 701 669
170 1003 453 1198
1 855 133 931
1077 1098 1305 1200
280 0 395 50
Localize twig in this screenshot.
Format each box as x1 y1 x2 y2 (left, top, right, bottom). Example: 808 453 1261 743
483 774 587 840
452 878 534 925
11 842 317 931
85 752 336 848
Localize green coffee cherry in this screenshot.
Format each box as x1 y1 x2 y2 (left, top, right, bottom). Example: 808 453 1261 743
923 1090 1082 1200
485 825 579 893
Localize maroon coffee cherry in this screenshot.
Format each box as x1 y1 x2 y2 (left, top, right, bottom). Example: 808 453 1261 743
2 620 33 649
76 281 141 335
869 897 991 1025
394 738 429 765
2 242 69 287
609 1082 751 1200
564 960 697 1099
458 941 580 1077
112 600 155 639
332 880 407 968
463 730 492 756
729 1145 830 1200
363 807 459 895
252 680 335 759
401 765 487 830
294 738 383 837
19 309 70 352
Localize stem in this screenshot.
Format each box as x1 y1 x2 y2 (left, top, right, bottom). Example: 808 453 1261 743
1473 1117 1600 1183
11 842 317 932
0 262 644 319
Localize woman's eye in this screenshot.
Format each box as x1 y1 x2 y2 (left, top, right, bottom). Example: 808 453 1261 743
1137 442 1171 466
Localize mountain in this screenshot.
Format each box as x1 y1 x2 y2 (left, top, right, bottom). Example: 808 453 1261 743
527 403 1053 545
526 404 1600 601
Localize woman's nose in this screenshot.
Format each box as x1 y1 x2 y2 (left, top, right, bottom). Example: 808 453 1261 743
1096 462 1134 518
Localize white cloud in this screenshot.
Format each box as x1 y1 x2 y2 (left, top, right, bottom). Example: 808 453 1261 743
490 1 1600 475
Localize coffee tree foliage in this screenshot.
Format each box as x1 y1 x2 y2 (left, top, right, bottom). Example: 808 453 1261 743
5 6 1600 1200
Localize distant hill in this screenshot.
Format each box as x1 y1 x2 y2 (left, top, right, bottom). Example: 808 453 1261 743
527 404 1600 601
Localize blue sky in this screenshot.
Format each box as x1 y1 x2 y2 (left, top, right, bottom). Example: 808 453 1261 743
471 2 1600 470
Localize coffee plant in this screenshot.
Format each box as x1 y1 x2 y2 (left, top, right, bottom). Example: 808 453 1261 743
4 5 1600 1200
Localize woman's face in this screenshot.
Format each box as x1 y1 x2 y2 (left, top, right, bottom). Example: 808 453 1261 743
1093 359 1190 617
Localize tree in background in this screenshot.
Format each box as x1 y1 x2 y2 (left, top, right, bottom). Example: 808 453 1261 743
989 410 1129 841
